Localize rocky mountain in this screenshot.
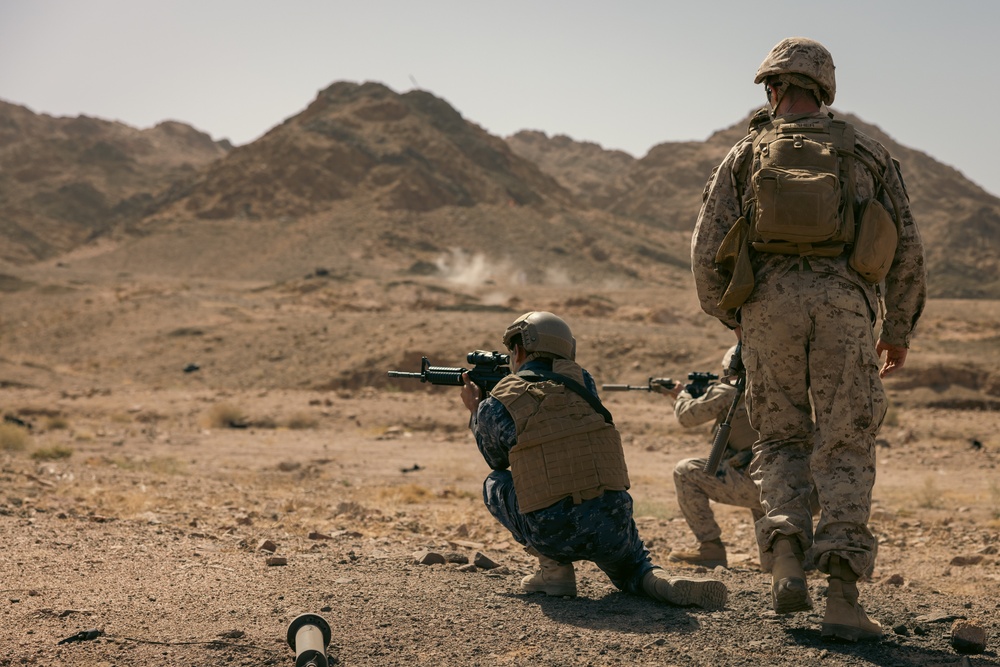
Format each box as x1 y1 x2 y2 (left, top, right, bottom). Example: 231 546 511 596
0 100 231 264
2 85 998 297
32 82 691 286
509 111 1000 299
146 81 575 223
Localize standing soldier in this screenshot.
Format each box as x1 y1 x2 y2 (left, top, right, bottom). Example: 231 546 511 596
691 38 926 641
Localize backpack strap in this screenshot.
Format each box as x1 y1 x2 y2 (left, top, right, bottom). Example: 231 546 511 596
516 369 615 425
736 115 775 219
836 147 904 236
829 120 857 223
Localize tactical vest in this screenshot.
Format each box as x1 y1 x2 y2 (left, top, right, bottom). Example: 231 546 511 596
490 360 630 513
746 114 857 257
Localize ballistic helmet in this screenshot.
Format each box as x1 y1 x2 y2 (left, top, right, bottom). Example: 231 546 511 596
502 311 576 360
754 37 836 105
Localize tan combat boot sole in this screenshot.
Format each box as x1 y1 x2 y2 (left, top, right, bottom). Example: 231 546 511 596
820 621 883 642
643 571 728 610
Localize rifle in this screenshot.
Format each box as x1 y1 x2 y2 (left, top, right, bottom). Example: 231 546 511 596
703 342 746 476
387 350 510 393
602 371 719 399
602 377 677 393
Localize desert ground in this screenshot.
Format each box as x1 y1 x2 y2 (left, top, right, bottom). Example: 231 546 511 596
1 260 998 666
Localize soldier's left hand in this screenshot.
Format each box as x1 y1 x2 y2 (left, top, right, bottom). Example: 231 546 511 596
460 372 482 413
876 339 908 378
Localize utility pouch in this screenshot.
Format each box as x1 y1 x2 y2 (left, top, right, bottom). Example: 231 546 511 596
752 128 844 245
849 198 898 283
715 216 755 311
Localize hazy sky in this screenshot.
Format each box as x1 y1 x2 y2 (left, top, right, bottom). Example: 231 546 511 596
2 0 997 196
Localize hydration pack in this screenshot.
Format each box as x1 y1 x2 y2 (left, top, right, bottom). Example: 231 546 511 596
747 114 857 256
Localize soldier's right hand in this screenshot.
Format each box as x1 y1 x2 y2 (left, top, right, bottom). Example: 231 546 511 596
876 339 908 378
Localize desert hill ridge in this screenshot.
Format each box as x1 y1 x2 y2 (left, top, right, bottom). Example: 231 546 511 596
0 84 998 418
508 111 1000 299
1 82 999 297
0 99 231 265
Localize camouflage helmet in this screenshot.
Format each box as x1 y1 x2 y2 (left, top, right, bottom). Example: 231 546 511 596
502 311 576 360
754 37 836 105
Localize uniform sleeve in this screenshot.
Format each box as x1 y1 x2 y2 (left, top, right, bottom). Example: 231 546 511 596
471 397 517 471
691 140 752 328
877 158 927 347
673 384 734 428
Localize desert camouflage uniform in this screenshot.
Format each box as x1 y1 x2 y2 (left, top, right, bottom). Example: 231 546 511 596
691 110 926 578
673 383 761 544
472 359 655 594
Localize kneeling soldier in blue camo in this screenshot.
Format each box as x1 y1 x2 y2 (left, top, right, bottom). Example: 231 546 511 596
461 311 727 609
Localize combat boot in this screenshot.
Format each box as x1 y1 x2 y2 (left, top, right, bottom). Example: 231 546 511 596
641 569 728 610
821 555 882 641
771 535 812 614
667 538 728 568
521 555 577 597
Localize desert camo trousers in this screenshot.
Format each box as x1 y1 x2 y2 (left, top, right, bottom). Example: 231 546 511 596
673 457 763 543
741 270 887 578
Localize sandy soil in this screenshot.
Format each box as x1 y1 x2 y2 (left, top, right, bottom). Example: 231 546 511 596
1 271 998 666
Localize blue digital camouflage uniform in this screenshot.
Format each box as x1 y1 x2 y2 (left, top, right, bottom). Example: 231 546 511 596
471 359 655 595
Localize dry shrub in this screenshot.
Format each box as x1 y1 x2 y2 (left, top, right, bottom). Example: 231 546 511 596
882 404 899 428
376 484 432 505
285 411 320 430
112 456 186 476
45 416 69 430
917 476 944 509
31 445 73 461
253 415 278 429
991 481 1000 520
633 500 676 521
204 403 248 429
0 423 31 451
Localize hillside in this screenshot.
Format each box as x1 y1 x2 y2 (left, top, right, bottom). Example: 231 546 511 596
1 84 999 297
18 83 691 286
509 111 1000 299
0 100 230 264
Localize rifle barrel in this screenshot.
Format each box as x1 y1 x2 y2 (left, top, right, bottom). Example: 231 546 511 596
601 384 651 391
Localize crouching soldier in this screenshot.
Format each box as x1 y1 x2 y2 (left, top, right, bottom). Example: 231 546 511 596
461 311 727 609
659 346 818 571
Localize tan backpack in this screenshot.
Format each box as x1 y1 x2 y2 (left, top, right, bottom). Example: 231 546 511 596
737 113 903 283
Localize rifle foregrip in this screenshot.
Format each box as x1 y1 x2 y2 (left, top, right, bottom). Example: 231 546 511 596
420 367 465 386
704 424 731 476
